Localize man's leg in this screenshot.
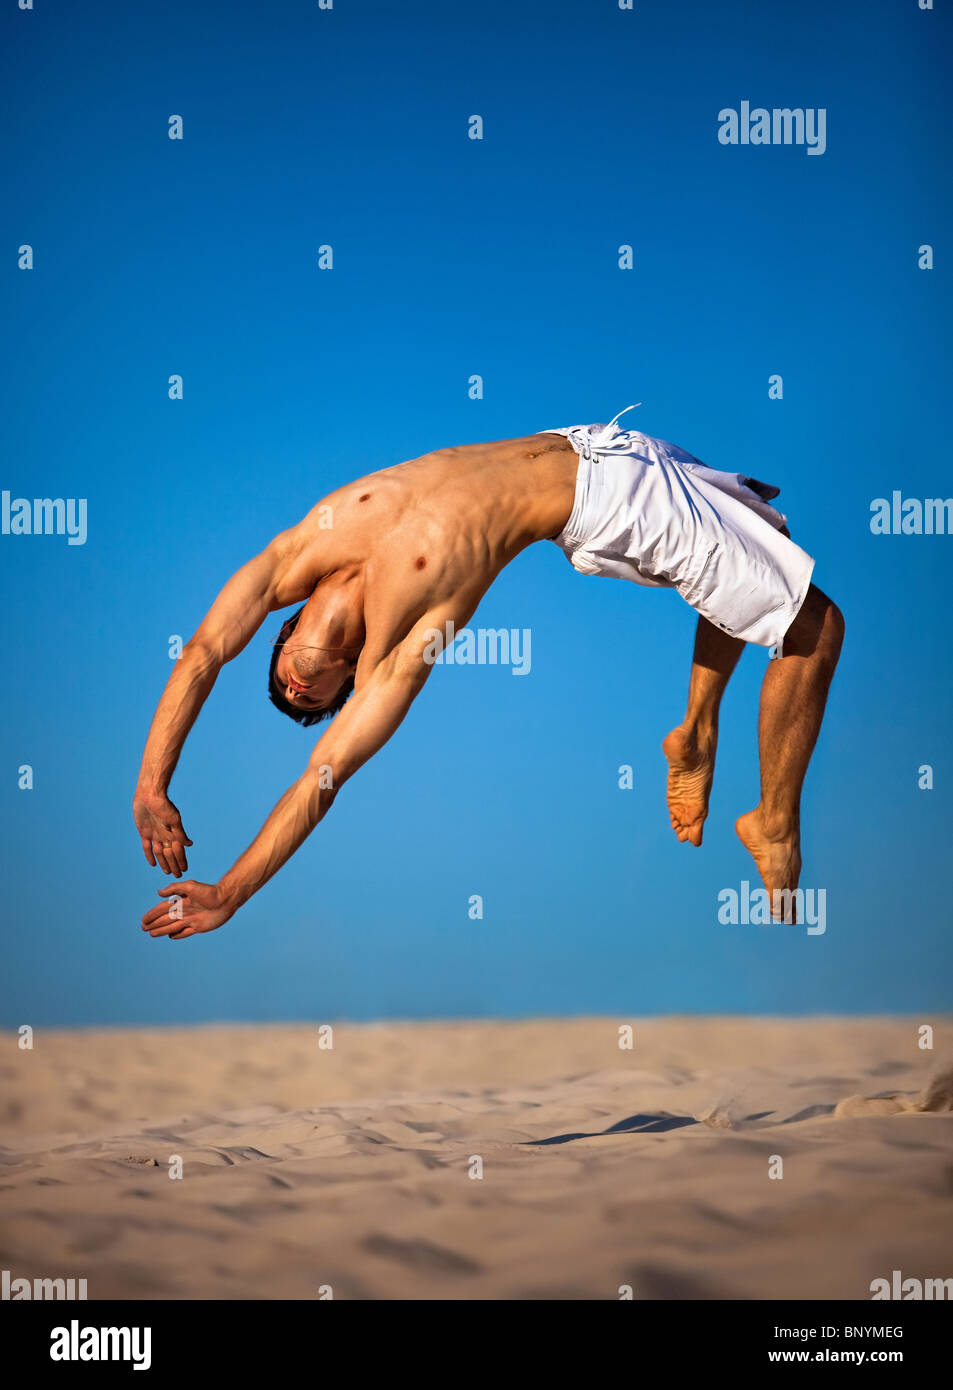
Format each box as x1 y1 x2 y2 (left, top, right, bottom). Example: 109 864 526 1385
736 584 845 916
663 618 746 845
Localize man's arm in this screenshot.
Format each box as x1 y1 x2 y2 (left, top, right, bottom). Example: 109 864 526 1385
133 531 310 876
140 613 442 940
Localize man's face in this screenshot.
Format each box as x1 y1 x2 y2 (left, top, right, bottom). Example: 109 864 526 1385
274 640 356 714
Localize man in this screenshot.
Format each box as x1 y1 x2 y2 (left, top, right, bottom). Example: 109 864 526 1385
135 408 844 940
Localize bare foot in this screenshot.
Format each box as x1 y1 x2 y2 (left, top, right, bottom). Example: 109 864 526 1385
662 725 716 846
735 806 802 920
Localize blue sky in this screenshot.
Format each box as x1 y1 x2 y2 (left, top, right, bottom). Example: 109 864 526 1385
1 0 950 1024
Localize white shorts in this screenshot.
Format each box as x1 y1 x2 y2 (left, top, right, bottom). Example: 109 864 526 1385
544 413 815 651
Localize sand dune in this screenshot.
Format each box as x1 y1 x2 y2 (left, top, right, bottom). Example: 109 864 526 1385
1 1018 951 1300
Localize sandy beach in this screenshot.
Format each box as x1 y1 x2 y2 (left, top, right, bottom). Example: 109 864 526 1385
1 1017 951 1300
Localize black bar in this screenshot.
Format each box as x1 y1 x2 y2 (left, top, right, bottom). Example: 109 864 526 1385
3 1298 948 1373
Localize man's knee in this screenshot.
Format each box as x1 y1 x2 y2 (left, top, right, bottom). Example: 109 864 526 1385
822 592 850 644
815 590 845 661
829 600 846 646
788 585 844 660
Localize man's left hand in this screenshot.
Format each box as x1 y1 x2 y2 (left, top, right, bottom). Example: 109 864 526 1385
141 880 234 941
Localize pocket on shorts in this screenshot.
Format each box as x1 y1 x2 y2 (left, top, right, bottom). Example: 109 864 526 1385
677 543 787 639
676 543 720 605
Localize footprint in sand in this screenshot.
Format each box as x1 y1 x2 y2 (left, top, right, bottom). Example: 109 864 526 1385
834 1066 953 1118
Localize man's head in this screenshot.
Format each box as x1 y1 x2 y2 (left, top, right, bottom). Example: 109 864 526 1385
268 579 364 725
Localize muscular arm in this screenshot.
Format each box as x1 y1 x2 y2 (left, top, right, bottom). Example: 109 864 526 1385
141 613 443 940
133 531 310 875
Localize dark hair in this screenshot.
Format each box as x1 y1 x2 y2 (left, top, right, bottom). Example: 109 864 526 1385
268 606 355 726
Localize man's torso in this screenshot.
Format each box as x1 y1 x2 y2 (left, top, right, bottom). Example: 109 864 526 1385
274 432 579 677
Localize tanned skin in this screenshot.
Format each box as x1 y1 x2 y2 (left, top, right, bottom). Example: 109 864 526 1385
135 433 579 939
135 431 843 940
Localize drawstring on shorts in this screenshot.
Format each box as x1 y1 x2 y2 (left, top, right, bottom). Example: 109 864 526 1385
566 403 642 460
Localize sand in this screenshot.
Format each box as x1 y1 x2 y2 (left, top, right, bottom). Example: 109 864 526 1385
1 1017 951 1300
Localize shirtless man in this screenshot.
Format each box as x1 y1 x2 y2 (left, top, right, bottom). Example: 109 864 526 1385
135 409 844 940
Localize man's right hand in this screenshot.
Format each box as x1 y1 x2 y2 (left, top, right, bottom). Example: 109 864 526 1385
133 789 194 877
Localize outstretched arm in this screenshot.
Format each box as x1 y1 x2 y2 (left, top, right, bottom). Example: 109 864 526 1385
140 615 440 940
133 531 310 876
